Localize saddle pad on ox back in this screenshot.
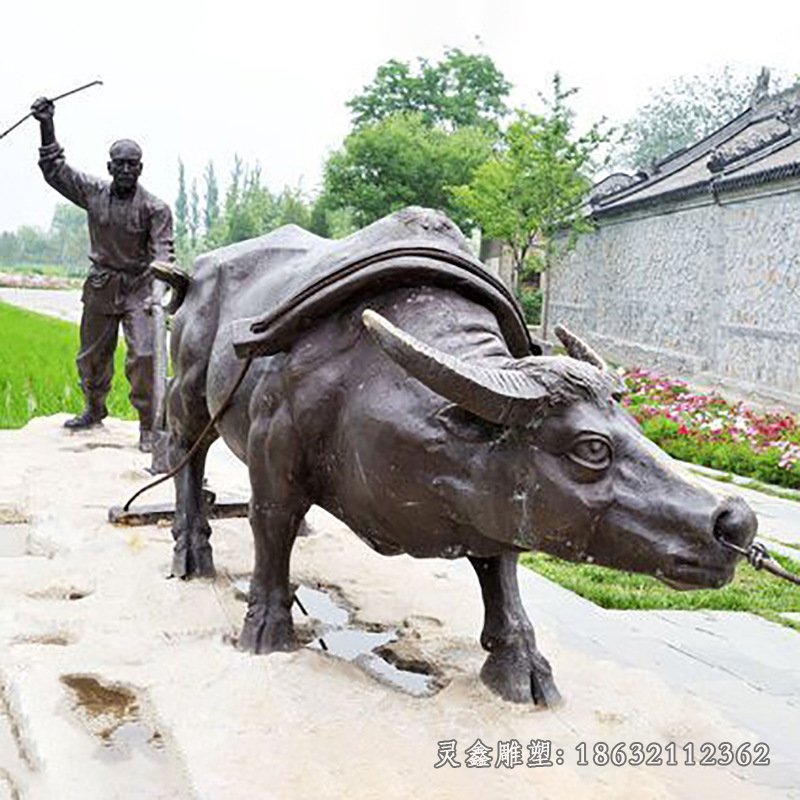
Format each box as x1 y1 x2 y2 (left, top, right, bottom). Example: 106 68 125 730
230 206 537 360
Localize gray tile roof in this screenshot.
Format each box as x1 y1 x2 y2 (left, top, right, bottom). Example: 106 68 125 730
592 80 800 218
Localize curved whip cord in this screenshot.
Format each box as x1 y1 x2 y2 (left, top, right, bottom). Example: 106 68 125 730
122 357 254 511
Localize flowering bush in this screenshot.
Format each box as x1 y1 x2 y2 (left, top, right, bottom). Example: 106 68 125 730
622 368 800 489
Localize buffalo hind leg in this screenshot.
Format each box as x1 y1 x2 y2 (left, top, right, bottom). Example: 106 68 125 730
238 410 309 654
469 552 561 706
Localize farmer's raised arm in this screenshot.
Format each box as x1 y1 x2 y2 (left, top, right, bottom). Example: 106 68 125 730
31 96 98 209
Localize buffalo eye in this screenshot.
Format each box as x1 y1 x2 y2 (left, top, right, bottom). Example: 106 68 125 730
567 435 613 471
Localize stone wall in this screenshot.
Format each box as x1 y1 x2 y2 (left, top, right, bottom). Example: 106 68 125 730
548 181 800 406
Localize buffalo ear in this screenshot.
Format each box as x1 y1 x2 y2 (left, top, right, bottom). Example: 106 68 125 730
554 324 607 371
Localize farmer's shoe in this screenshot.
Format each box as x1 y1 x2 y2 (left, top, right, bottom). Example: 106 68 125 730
139 427 155 453
64 407 106 430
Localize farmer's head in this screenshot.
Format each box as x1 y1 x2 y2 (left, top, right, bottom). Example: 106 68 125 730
107 139 143 195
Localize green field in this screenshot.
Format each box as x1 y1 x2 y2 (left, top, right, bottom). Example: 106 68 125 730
523 551 800 630
0 300 135 428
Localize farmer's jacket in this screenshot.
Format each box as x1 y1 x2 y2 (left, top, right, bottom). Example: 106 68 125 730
38 141 174 313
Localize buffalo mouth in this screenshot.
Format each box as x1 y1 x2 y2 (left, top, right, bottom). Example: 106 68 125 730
656 556 736 591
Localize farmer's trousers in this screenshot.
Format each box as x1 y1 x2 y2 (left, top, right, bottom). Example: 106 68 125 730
77 269 155 428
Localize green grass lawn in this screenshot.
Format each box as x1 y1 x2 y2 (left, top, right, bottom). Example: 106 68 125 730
522 552 800 631
0 300 135 428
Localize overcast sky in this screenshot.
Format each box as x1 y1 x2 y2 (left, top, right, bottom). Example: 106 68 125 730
2 0 798 231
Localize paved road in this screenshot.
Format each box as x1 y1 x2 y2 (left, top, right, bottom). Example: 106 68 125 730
0 287 82 323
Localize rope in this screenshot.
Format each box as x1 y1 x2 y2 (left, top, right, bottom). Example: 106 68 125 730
122 357 254 511
717 537 800 586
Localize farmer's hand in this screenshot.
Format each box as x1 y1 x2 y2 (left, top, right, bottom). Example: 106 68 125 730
30 97 55 122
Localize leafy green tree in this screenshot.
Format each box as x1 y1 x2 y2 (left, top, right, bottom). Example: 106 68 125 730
203 160 220 236
614 67 761 169
322 112 494 229
175 160 189 254
189 179 200 250
14 225 52 264
0 231 18 263
348 48 511 131
217 156 263 244
50 203 89 272
0 205 88 272
309 194 357 239
453 75 608 292
274 186 311 229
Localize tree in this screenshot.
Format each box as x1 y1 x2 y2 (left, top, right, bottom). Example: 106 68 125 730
274 186 311 229
175 160 189 253
614 67 761 170
189 179 200 250
453 75 608 295
322 112 494 230
0 231 18 263
203 160 220 236
50 203 89 272
348 48 511 131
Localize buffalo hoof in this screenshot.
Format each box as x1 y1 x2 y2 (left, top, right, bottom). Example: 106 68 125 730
238 605 296 654
480 645 562 707
170 533 215 579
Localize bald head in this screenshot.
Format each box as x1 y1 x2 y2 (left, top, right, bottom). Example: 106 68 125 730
107 139 143 196
109 139 143 160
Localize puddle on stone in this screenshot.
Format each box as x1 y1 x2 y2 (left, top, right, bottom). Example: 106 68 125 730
27 584 93 601
62 442 125 452
60 675 163 760
0 506 29 525
233 578 441 697
60 676 190 800
12 631 73 647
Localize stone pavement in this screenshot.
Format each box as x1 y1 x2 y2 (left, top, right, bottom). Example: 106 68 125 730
0 287 83 324
687 465 800 552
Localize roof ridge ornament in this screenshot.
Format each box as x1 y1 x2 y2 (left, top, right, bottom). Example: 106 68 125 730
749 67 771 109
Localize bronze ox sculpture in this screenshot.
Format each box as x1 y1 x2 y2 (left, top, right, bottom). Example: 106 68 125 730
160 207 757 705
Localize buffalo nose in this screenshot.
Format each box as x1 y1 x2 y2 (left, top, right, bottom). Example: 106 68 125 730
713 496 757 548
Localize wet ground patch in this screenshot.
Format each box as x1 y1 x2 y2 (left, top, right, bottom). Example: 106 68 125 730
61 442 127 452
11 631 75 647
26 582 94 601
232 578 444 696
60 675 160 755
60 674 191 799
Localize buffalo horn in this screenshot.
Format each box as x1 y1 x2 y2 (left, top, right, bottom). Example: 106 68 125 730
553 324 607 371
362 309 548 426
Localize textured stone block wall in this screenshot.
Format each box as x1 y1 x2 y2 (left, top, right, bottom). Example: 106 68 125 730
549 187 800 404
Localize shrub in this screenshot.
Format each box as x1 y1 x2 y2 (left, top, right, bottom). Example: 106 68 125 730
518 287 542 325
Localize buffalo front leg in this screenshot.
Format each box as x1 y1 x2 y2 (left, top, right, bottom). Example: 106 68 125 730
170 437 215 578
469 552 561 706
238 411 309 654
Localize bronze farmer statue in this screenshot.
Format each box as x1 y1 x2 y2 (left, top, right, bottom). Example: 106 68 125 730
31 97 175 452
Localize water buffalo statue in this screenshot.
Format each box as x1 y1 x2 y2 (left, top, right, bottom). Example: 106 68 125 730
158 207 757 705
